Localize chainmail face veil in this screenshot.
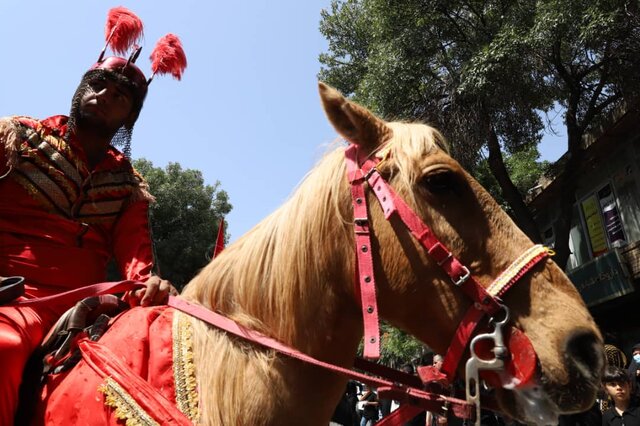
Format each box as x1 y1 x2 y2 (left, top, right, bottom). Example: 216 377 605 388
111 126 133 158
67 69 145 158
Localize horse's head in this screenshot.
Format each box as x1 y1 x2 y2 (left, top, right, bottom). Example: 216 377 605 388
319 83 603 423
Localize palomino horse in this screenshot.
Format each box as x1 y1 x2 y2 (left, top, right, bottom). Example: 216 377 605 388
34 84 603 425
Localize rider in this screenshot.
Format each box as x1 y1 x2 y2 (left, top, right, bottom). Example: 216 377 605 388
0 7 183 423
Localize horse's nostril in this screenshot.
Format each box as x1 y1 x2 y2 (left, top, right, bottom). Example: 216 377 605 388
564 330 604 380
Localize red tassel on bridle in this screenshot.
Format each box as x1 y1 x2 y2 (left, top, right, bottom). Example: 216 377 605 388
98 7 144 61
149 34 187 82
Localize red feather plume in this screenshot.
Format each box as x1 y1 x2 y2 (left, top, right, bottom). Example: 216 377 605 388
105 7 144 56
150 34 187 80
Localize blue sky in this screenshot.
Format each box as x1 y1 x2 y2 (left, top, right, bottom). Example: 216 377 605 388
0 1 565 242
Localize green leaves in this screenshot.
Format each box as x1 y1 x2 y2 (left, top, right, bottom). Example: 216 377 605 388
133 159 232 290
319 0 551 169
356 322 428 367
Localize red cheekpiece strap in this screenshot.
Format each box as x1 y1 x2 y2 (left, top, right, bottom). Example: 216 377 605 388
441 247 549 382
441 307 486 380
345 146 382 359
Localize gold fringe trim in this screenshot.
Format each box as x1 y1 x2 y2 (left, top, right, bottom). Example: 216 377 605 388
0 116 21 169
99 377 159 426
173 311 200 421
131 168 156 203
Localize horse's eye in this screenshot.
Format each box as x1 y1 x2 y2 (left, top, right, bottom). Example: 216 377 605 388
422 171 457 194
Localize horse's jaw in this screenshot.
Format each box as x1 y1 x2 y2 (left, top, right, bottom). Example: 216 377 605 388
509 385 560 425
492 370 600 425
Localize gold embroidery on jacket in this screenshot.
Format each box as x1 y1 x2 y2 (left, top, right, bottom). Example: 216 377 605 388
12 120 145 222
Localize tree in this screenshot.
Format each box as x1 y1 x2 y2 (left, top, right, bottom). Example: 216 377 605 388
319 0 550 242
356 323 428 367
319 0 640 267
133 159 232 290
475 144 551 217
379 324 429 367
527 0 640 266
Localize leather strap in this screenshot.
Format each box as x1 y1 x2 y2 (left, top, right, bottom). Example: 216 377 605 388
440 245 549 381
345 147 382 359
344 145 550 389
7 279 144 308
167 296 475 420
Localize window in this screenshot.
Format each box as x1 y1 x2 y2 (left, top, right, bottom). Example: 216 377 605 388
578 182 626 261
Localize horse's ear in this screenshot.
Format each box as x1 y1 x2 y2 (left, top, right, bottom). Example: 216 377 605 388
318 82 391 151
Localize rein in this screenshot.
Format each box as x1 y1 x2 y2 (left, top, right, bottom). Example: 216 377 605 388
167 296 475 420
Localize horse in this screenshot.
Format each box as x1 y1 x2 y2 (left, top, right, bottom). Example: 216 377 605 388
33 83 603 425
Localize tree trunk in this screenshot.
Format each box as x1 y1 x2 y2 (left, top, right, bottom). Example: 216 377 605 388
552 96 584 269
486 125 542 243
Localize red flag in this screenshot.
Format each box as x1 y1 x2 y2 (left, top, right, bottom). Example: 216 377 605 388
213 218 226 259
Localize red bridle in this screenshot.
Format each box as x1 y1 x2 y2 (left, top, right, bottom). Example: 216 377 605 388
344 144 550 422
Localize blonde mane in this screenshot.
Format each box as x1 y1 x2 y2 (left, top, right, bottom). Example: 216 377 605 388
179 121 449 424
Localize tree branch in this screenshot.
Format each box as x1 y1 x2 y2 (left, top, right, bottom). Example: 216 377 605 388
552 40 575 89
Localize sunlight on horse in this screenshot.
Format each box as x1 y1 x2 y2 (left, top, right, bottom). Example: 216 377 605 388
36 83 603 425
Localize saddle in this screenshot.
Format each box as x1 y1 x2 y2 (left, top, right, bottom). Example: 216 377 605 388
39 294 129 374
17 294 128 424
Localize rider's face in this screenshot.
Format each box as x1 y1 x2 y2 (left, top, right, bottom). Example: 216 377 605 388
78 77 134 132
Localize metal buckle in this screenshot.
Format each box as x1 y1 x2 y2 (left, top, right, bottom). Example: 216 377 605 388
451 266 470 286
364 166 377 181
465 305 510 426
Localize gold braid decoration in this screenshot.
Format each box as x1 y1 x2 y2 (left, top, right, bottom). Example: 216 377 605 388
173 311 200 421
98 377 159 426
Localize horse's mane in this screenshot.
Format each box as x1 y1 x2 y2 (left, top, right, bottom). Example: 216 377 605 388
182 121 447 339
179 121 448 424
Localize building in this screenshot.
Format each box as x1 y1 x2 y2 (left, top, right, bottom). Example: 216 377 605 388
528 105 640 352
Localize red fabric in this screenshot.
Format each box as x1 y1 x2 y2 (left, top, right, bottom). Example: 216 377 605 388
36 306 184 425
105 7 144 55
213 217 225 258
0 303 60 426
0 115 154 423
0 115 154 297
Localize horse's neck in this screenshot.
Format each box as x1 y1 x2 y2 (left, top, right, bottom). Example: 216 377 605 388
186 219 364 424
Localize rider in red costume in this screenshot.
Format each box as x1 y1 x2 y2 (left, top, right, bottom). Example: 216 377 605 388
0 7 183 422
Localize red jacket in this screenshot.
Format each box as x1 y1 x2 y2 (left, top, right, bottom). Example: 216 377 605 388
0 115 154 297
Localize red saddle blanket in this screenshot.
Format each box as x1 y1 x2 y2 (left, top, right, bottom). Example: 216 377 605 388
34 305 198 425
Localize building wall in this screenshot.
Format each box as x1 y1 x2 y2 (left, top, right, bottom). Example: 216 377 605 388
532 130 640 352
